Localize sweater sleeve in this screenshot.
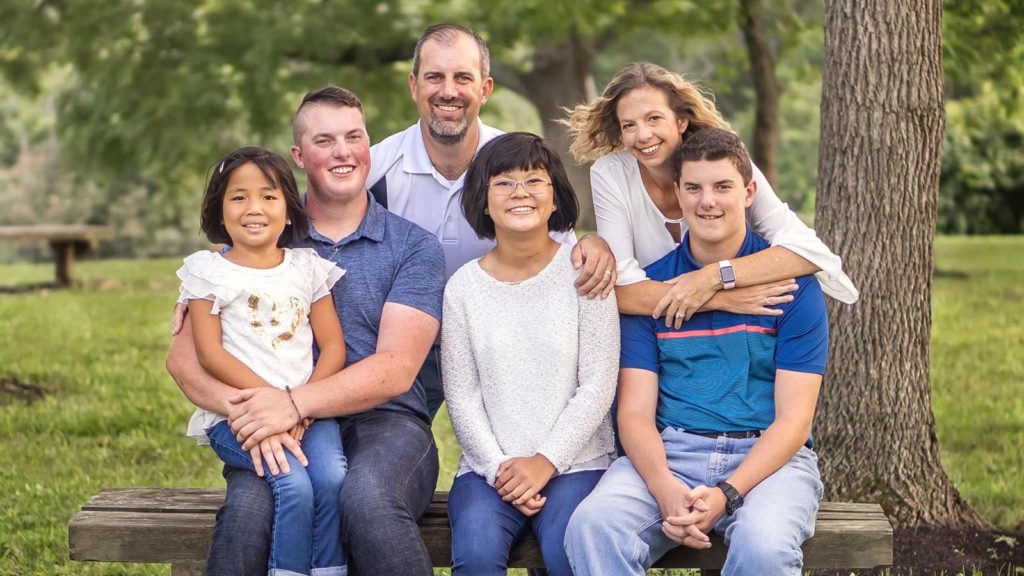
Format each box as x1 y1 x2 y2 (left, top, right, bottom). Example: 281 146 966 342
440 279 509 484
536 287 620 473
746 163 859 303
592 162 648 286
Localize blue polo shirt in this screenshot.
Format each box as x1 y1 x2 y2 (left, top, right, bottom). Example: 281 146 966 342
619 228 828 434
296 194 446 424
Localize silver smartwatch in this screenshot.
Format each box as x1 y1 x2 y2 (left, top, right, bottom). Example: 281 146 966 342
718 259 736 290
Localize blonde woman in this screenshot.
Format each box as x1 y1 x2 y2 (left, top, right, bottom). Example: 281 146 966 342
564 62 857 324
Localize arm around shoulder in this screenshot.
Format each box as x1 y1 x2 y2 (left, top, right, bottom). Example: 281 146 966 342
591 159 650 287
746 164 859 303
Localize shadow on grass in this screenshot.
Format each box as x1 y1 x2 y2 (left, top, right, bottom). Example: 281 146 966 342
0 281 64 294
0 377 49 405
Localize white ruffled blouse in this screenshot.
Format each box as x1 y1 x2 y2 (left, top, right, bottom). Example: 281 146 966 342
176 248 344 444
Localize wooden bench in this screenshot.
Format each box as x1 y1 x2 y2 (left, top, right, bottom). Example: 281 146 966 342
69 488 892 574
0 225 113 286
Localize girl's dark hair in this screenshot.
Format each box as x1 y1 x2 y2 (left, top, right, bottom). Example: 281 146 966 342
461 132 579 240
200 147 308 247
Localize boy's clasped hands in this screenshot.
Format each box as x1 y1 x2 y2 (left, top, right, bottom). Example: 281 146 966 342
650 477 729 550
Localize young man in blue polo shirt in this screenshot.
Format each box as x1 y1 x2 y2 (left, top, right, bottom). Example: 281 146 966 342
565 128 828 575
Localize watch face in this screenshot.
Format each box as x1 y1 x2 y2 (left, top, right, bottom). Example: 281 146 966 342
721 266 736 284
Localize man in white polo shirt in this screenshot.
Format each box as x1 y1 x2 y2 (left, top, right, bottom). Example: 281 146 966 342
369 23 617 418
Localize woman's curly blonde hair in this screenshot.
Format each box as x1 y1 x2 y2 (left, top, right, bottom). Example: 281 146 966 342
563 62 731 163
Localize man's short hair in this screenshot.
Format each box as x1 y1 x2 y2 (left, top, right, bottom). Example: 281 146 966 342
674 128 753 185
461 132 579 240
412 23 490 79
292 85 364 144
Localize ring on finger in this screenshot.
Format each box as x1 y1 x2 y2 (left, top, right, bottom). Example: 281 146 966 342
603 269 612 277
763 298 771 306
675 312 686 319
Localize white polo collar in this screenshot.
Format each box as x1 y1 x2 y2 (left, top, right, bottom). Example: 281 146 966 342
401 119 499 177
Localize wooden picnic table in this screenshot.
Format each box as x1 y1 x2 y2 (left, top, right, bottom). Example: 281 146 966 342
0 225 113 286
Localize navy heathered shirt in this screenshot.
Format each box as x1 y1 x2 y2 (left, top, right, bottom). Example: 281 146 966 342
296 193 445 424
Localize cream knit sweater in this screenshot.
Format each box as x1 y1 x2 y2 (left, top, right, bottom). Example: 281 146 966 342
441 245 620 484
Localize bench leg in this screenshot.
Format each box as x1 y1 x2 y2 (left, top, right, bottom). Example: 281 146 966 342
172 563 203 576
50 241 75 286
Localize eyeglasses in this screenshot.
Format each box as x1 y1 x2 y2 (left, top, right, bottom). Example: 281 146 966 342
488 177 552 195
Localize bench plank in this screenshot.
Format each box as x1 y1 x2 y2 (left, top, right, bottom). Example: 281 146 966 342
0 225 113 242
70 489 892 569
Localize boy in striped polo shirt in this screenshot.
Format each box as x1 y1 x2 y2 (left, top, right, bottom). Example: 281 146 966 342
566 128 829 575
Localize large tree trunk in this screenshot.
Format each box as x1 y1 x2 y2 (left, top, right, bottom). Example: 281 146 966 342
815 0 984 527
738 0 780 187
520 31 598 231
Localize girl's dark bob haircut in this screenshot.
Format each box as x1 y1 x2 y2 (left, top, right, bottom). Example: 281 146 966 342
461 132 579 240
200 147 309 247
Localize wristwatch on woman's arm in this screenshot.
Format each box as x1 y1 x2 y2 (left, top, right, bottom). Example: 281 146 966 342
718 260 736 290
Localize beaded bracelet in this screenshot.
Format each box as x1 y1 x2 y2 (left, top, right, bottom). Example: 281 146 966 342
284 385 303 421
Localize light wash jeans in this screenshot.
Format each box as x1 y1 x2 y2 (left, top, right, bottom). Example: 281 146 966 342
565 428 822 576
207 419 348 576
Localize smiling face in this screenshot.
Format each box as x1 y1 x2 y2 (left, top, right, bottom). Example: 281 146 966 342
408 32 494 146
221 162 288 253
290 103 371 203
486 167 556 237
616 85 689 172
676 158 756 249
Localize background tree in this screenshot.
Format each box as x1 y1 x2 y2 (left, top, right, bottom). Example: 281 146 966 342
815 0 984 525
939 0 1024 234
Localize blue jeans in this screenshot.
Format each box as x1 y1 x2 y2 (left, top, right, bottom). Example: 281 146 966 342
207 419 348 576
448 470 603 576
565 428 822 576
204 411 439 576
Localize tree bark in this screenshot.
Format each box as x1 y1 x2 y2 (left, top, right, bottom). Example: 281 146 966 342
815 0 985 527
738 0 780 188
518 31 598 231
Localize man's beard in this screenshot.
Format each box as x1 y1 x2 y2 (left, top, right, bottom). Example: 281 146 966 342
428 116 468 145
427 97 470 145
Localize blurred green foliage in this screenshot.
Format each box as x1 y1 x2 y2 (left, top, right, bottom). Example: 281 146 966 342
0 0 1022 263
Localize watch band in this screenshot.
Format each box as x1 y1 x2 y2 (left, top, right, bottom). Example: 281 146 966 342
716 480 744 514
718 259 737 290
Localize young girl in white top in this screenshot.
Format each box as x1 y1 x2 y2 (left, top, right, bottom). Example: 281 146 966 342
442 133 619 576
177 147 347 576
564 62 858 325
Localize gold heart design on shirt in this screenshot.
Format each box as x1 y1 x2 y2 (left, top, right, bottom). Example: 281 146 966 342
246 293 305 350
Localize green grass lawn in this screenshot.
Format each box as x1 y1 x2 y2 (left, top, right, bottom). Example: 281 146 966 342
0 236 1020 574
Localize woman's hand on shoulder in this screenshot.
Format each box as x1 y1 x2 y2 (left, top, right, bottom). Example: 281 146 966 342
654 266 719 328
494 454 556 505
714 279 797 316
572 234 617 300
